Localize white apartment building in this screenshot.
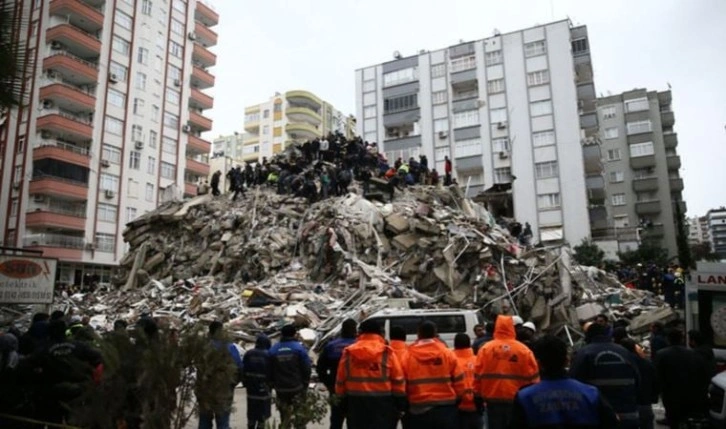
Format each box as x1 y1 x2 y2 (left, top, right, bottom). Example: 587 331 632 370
0 0 218 285
707 208 726 260
355 20 595 245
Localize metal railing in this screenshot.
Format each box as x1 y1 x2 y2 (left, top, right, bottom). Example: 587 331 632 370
31 173 89 187
453 90 479 101
24 233 85 249
49 20 101 40
40 76 96 96
39 107 93 125
46 198 86 217
34 138 90 156
46 50 99 69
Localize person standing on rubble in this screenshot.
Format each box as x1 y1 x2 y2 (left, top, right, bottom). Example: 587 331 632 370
453 333 483 429
317 319 358 429
474 315 539 429
335 319 406 429
243 334 272 429
269 324 311 429
444 156 452 186
210 171 222 196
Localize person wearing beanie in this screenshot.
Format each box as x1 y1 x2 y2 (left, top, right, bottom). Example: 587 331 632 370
317 319 357 429
269 324 311 428
453 333 482 429
243 334 272 429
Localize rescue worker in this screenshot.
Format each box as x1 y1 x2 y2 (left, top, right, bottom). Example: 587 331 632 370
317 319 357 429
474 315 539 429
510 335 619 429
334 319 406 429
453 333 483 429
403 321 466 429
389 325 409 365
570 322 641 429
243 334 272 429
269 324 311 429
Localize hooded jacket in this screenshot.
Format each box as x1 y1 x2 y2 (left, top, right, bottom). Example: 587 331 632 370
453 348 476 412
474 315 539 403
269 336 311 394
389 340 408 367
404 338 465 411
335 333 405 399
243 335 272 400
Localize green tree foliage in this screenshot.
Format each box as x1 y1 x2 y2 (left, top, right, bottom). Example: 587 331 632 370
691 241 720 263
673 201 693 268
618 242 669 267
267 390 329 429
573 239 605 267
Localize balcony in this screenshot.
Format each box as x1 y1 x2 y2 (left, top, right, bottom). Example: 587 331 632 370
189 111 213 131
663 132 678 149
244 135 260 145
195 1 219 27
33 139 90 168
191 66 215 89
190 88 213 110
582 144 603 175
187 134 211 155
49 0 104 32
244 120 260 133
194 21 217 47
185 158 210 177
666 155 681 170
286 106 322 125
286 122 320 140
26 208 86 231
47 24 102 58
37 109 93 141
192 43 216 67
39 81 96 112
242 152 260 162
29 175 88 200
23 233 85 260
632 177 659 192
586 175 606 200
661 111 675 127
635 200 662 215
450 69 478 87
641 224 665 239
630 154 656 169
43 52 98 85
285 90 322 110
670 177 684 192
184 182 197 197
677 200 687 214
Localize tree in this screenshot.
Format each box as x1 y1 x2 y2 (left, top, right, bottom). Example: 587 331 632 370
0 0 28 109
573 238 605 267
691 241 719 263
618 241 669 267
673 200 693 268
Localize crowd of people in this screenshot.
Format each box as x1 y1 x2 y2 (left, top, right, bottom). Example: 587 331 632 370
616 263 686 309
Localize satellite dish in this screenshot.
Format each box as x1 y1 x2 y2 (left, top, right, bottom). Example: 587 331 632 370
393 50 402 59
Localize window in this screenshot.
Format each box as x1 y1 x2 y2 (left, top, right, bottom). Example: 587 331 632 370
435 147 449 161
431 63 446 78
126 207 138 222
532 130 555 147
450 55 476 73
537 193 561 210
95 233 116 253
129 151 141 170
114 11 133 30
535 161 558 179
97 204 117 223
530 100 553 117
524 40 546 57
163 112 179 128
434 119 449 133
147 156 156 174
453 110 479 128
108 89 125 107
629 141 655 157
364 106 376 119
112 36 130 55
172 0 185 12
10 198 18 217
142 0 152 15
16 136 24 153
13 165 22 182
572 38 589 54
383 67 417 87
105 116 124 135
602 106 616 119
363 80 376 92
487 79 504 94
611 193 626 206
137 47 148 64
606 148 621 161
133 98 145 115
149 130 157 148
263 109 269 119
102 144 121 164
132 124 143 141
100 173 119 191
151 105 159 122
432 90 448 105
383 94 418 114
527 70 549 86
626 120 652 135
604 127 619 139
169 41 183 58
160 161 175 179
485 50 502 66
168 65 181 82
609 171 624 183
633 167 655 179
455 138 482 156
136 72 146 90
245 112 260 123
145 183 154 201
162 136 177 154
166 88 180 105
262 125 270 135
492 137 509 153
494 167 512 184
110 62 128 82
171 19 184 35
625 97 649 113
490 108 507 123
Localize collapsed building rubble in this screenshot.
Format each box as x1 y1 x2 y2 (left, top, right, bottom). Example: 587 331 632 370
1 185 674 349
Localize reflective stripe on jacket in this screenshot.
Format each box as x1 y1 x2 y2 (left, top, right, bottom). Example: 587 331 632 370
404 338 465 408
335 334 405 398
453 348 476 412
474 315 539 403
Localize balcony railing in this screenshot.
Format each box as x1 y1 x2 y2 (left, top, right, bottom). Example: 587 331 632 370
40 77 96 96
453 90 479 101
40 107 93 125
46 199 86 217
46 50 99 70
24 233 85 249
34 139 90 156
32 173 88 187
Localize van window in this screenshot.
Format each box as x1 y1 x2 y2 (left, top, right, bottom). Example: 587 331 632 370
425 315 466 333
389 317 424 335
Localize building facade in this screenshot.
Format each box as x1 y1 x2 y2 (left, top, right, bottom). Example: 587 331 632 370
706 208 726 259
355 20 598 245
688 215 709 246
596 89 686 257
0 0 217 285
242 91 355 163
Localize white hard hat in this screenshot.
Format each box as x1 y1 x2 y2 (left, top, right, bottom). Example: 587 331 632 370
522 322 536 332
512 315 524 326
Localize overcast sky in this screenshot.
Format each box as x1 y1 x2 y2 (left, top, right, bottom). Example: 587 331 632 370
206 0 726 216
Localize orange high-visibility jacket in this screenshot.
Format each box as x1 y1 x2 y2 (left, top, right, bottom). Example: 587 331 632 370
335 334 406 398
453 348 477 412
474 315 539 403
404 338 466 408
390 339 409 366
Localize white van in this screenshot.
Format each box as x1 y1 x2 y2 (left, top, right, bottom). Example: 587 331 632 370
363 308 484 348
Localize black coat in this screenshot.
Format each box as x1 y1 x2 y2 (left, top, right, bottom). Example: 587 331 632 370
655 345 711 420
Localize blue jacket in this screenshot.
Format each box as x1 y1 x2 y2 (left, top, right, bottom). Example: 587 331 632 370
212 339 244 386
243 347 271 400
269 337 311 394
316 337 356 391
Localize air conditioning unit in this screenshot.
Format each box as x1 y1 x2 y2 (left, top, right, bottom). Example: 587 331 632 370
100 159 110 168
40 130 52 139
108 73 118 84
174 79 181 87
497 122 507 130
499 151 509 159
188 32 197 41
33 195 46 203
86 242 96 250
182 124 191 133
46 70 57 79
42 99 53 109
104 189 115 199
50 41 62 50
438 131 448 139
134 141 144 150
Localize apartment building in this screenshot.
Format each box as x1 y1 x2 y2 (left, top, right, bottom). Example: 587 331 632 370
688 215 710 246
0 0 218 285
706 208 726 259
242 91 356 162
355 20 600 245
596 89 686 257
